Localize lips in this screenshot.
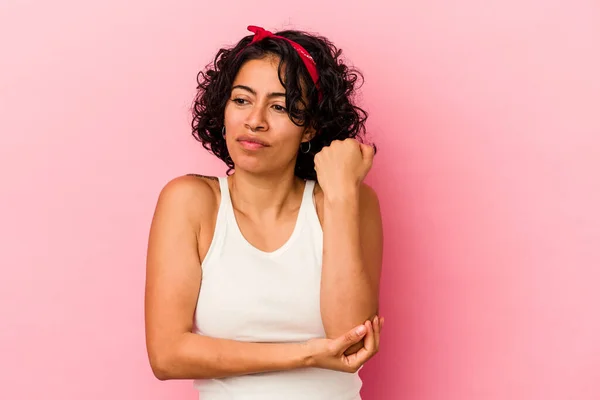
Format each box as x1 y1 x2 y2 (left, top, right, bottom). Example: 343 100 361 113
236 135 269 146
236 135 270 150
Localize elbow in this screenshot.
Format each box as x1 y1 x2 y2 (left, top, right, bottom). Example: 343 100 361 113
147 332 191 380
324 312 379 339
152 365 170 381
149 351 176 381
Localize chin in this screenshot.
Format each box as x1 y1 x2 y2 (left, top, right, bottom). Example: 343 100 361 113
230 153 271 174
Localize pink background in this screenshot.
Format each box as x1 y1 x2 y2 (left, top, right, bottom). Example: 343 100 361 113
1 0 599 399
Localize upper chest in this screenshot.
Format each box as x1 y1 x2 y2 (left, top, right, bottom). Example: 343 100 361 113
196 179 325 263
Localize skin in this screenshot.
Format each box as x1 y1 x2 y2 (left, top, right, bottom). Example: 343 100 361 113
144 56 384 380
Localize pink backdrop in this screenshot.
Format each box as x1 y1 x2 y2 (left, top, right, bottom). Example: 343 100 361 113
1 1 599 399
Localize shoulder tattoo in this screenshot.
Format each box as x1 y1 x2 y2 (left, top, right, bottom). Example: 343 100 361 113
186 174 218 181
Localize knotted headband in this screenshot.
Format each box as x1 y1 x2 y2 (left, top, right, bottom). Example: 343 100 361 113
241 25 322 101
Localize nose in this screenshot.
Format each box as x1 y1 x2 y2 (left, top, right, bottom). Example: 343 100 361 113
244 102 268 132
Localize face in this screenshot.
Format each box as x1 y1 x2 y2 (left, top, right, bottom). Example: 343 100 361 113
223 56 314 175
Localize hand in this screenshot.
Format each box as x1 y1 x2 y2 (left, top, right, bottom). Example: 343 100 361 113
314 139 375 199
303 316 383 373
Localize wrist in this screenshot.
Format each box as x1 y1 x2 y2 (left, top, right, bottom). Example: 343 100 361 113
296 342 316 368
323 187 360 205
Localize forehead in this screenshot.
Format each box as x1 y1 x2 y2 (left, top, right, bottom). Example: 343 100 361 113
233 57 285 90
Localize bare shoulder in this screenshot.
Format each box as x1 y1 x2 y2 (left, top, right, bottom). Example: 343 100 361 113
154 174 220 226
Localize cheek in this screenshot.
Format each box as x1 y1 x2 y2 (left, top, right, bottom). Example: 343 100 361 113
271 137 303 163
224 104 243 126
272 123 303 148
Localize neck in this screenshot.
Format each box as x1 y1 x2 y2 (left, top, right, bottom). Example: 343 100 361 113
228 169 305 218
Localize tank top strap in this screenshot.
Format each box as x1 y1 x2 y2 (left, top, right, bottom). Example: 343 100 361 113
300 180 322 231
218 176 231 203
198 176 231 271
216 176 235 227
301 179 316 208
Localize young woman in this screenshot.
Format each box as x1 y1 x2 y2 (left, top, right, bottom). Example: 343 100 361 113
145 25 384 399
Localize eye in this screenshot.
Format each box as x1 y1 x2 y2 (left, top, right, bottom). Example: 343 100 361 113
272 104 287 112
232 98 248 105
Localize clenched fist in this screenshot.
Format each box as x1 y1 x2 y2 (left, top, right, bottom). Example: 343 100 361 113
313 139 374 199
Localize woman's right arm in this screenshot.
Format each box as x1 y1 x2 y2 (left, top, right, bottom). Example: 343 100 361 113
144 176 381 381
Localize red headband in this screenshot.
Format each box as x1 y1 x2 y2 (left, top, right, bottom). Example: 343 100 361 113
242 25 322 101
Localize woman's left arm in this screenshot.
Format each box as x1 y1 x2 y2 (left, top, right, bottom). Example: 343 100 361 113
320 182 383 347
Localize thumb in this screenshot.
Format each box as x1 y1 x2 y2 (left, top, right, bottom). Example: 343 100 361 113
333 325 367 353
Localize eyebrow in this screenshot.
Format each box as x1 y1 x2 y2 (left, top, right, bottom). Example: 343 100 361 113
231 85 286 98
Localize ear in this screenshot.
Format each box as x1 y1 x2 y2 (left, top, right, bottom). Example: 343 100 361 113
301 125 317 143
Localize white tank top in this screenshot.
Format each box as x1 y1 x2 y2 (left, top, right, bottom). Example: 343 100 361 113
192 176 363 399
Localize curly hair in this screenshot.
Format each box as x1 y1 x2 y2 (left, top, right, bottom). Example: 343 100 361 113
191 27 375 180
